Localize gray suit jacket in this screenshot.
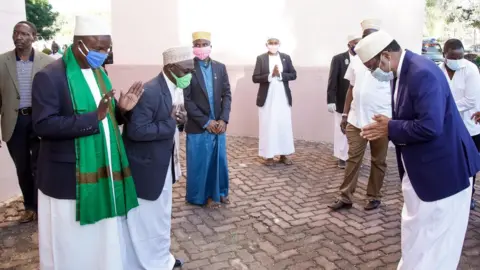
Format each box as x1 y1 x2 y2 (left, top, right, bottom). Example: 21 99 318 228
122 73 177 201
0 49 54 141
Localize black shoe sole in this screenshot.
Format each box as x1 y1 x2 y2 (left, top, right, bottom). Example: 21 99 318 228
328 203 353 211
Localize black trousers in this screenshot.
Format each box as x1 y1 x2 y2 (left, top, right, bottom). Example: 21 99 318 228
6 114 40 211
471 134 480 198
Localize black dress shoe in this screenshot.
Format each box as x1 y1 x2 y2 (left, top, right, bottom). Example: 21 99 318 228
328 200 353 211
173 258 184 269
337 160 346 169
471 199 476 210
364 200 381 210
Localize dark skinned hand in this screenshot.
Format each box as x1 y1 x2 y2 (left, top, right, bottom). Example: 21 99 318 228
472 111 480 124
174 104 187 124
117 81 144 111
97 90 115 121
206 120 218 133
361 114 390 141
340 115 348 134
216 120 227 134
272 65 280 77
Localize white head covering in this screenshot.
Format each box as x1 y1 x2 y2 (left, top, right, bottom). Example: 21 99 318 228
355 30 394 63
74 15 111 36
347 34 361 42
162 46 194 65
266 34 281 43
360 19 381 31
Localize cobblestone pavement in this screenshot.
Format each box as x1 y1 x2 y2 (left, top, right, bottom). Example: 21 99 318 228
2 136 480 270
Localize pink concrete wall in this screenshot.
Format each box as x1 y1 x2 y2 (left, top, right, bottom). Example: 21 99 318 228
110 0 426 143
108 65 333 141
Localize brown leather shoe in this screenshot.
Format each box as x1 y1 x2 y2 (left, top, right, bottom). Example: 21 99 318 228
328 200 353 211
279 156 293 165
18 210 37 223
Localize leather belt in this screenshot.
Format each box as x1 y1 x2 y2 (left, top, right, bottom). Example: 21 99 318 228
18 107 32 116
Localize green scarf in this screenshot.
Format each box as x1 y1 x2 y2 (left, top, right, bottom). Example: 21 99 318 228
63 46 138 225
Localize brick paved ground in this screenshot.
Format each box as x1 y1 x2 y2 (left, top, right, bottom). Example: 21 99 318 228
1 136 480 270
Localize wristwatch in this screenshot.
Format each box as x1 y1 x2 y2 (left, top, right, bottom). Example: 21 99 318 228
342 113 348 117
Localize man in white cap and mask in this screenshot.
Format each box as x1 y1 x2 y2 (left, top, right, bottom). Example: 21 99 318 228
327 34 361 168
356 30 480 269
32 15 144 270
184 31 232 208
122 47 191 269
329 19 390 212
252 35 297 166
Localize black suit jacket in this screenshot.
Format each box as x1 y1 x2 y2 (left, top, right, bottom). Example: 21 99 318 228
183 58 232 134
327 51 351 113
122 73 177 201
252 52 297 107
32 60 125 199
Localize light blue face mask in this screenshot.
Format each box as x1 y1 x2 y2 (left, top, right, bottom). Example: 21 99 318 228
371 56 394 82
445 59 465 71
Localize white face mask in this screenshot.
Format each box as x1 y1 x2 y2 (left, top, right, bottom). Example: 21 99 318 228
445 59 465 71
267 44 279 54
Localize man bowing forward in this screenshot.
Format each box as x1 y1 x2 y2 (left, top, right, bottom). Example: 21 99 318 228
356 30 480 269
122 47 192 269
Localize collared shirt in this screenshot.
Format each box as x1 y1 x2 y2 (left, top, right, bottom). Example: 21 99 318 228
344 55 391 128
198 59 215 119
439 60 480 136
15 49 35 108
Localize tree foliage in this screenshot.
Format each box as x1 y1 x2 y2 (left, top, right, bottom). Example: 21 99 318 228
446 1 480 29
25 0 60 40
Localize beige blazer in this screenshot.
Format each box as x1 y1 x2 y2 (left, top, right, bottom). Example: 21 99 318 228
0 50 54 142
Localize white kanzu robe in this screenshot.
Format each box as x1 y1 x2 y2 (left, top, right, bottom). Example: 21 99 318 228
258 53 295 158
333 112 348 161
38 69 128 270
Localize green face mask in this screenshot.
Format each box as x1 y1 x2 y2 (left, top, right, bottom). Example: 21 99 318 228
171 72 192 89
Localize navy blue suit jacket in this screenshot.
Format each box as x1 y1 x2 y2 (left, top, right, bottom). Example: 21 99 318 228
183 58 232 134
122 73 176 201
32 59 125 199
389 50 480 202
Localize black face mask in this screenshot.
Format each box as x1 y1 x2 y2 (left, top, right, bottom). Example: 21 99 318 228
349 44 356 56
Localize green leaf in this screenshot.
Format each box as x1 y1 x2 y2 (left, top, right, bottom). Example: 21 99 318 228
25 0 59 40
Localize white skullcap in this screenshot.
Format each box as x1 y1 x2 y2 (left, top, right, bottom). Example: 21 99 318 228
162 46 194 65
347 34 361 42
74 15 111 36
355 30 394 63
266 34 281 42
361 18 381 31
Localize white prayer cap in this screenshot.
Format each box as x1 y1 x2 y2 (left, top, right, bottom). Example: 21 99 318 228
347 34 361 42
360 18 381 31
162 46 194 65
355 30 394 63
74 15 111 36
266 34 281 42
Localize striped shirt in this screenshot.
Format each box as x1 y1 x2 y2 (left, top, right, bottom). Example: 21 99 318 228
16 50 34 108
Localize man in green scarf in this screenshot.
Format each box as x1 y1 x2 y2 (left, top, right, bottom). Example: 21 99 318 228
31 15 143 270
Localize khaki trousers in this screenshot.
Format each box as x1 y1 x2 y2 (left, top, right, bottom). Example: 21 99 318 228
339 124 388 203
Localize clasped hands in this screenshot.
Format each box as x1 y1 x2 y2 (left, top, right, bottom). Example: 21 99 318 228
360 114 390 141
206 120 227 134
171 104 187 125
272 65 280 77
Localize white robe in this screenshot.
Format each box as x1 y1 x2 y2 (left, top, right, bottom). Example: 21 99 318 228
397 172 471 270
258 53 295 158
124 161 175 270
38 69 127 270
333 112 348 161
